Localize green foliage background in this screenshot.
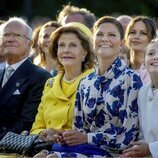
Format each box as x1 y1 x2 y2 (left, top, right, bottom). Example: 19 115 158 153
0 0 158 22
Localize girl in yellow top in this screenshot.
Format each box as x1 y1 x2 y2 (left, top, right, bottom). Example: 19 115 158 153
31 22 95 144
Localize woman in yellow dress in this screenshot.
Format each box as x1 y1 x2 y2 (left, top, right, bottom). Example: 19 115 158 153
31 22 95 157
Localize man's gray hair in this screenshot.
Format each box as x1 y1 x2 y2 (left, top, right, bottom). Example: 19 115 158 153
3 17 32 40
0 24 4 39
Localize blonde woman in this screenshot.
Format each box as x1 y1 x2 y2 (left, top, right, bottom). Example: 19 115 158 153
33 21 61 76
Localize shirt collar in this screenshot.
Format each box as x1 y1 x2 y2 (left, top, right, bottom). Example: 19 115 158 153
95 57 126 78
5 57 28 71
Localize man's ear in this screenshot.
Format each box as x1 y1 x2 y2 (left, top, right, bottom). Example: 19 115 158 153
29 40 33 47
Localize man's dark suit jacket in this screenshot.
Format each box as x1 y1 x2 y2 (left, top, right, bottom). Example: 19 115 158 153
0 59 51 140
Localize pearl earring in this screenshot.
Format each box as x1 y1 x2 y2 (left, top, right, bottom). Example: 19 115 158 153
82 56 85 62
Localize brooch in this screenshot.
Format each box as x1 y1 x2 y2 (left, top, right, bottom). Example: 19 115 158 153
46 79 54 87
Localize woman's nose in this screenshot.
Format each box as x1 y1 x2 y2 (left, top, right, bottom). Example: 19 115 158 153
133 32 139 38
101 35 108 42
64 46 70 53
154 56 158 60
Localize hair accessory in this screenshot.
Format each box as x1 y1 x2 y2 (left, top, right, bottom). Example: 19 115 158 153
65 22 92 39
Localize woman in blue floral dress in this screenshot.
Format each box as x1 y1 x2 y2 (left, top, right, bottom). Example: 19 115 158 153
45 16 143 158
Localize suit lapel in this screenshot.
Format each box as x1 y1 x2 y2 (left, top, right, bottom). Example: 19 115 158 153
0 70 5 88
0 59 32 105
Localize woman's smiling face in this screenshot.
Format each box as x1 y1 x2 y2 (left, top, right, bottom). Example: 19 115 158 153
93 22 122 60
39 26 57 54
145 42 158 75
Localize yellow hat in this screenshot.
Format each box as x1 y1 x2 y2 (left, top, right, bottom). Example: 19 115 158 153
64 22 92 39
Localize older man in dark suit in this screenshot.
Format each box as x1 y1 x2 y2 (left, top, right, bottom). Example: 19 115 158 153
0 17 51 140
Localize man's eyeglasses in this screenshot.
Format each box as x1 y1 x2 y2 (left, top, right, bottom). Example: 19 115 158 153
2 32 31 41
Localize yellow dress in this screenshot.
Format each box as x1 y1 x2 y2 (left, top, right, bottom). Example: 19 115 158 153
31 69 93 134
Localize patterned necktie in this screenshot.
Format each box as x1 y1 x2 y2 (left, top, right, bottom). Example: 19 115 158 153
2 66 14 87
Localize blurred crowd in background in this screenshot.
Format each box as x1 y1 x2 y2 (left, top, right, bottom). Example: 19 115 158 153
0 1 158 157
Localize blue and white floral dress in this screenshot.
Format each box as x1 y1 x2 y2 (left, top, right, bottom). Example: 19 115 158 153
52 58 143 157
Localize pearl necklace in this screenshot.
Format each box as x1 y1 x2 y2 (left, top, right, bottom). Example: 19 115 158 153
62 75 78 83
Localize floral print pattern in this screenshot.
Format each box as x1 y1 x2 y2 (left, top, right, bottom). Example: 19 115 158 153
52 58 142 157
